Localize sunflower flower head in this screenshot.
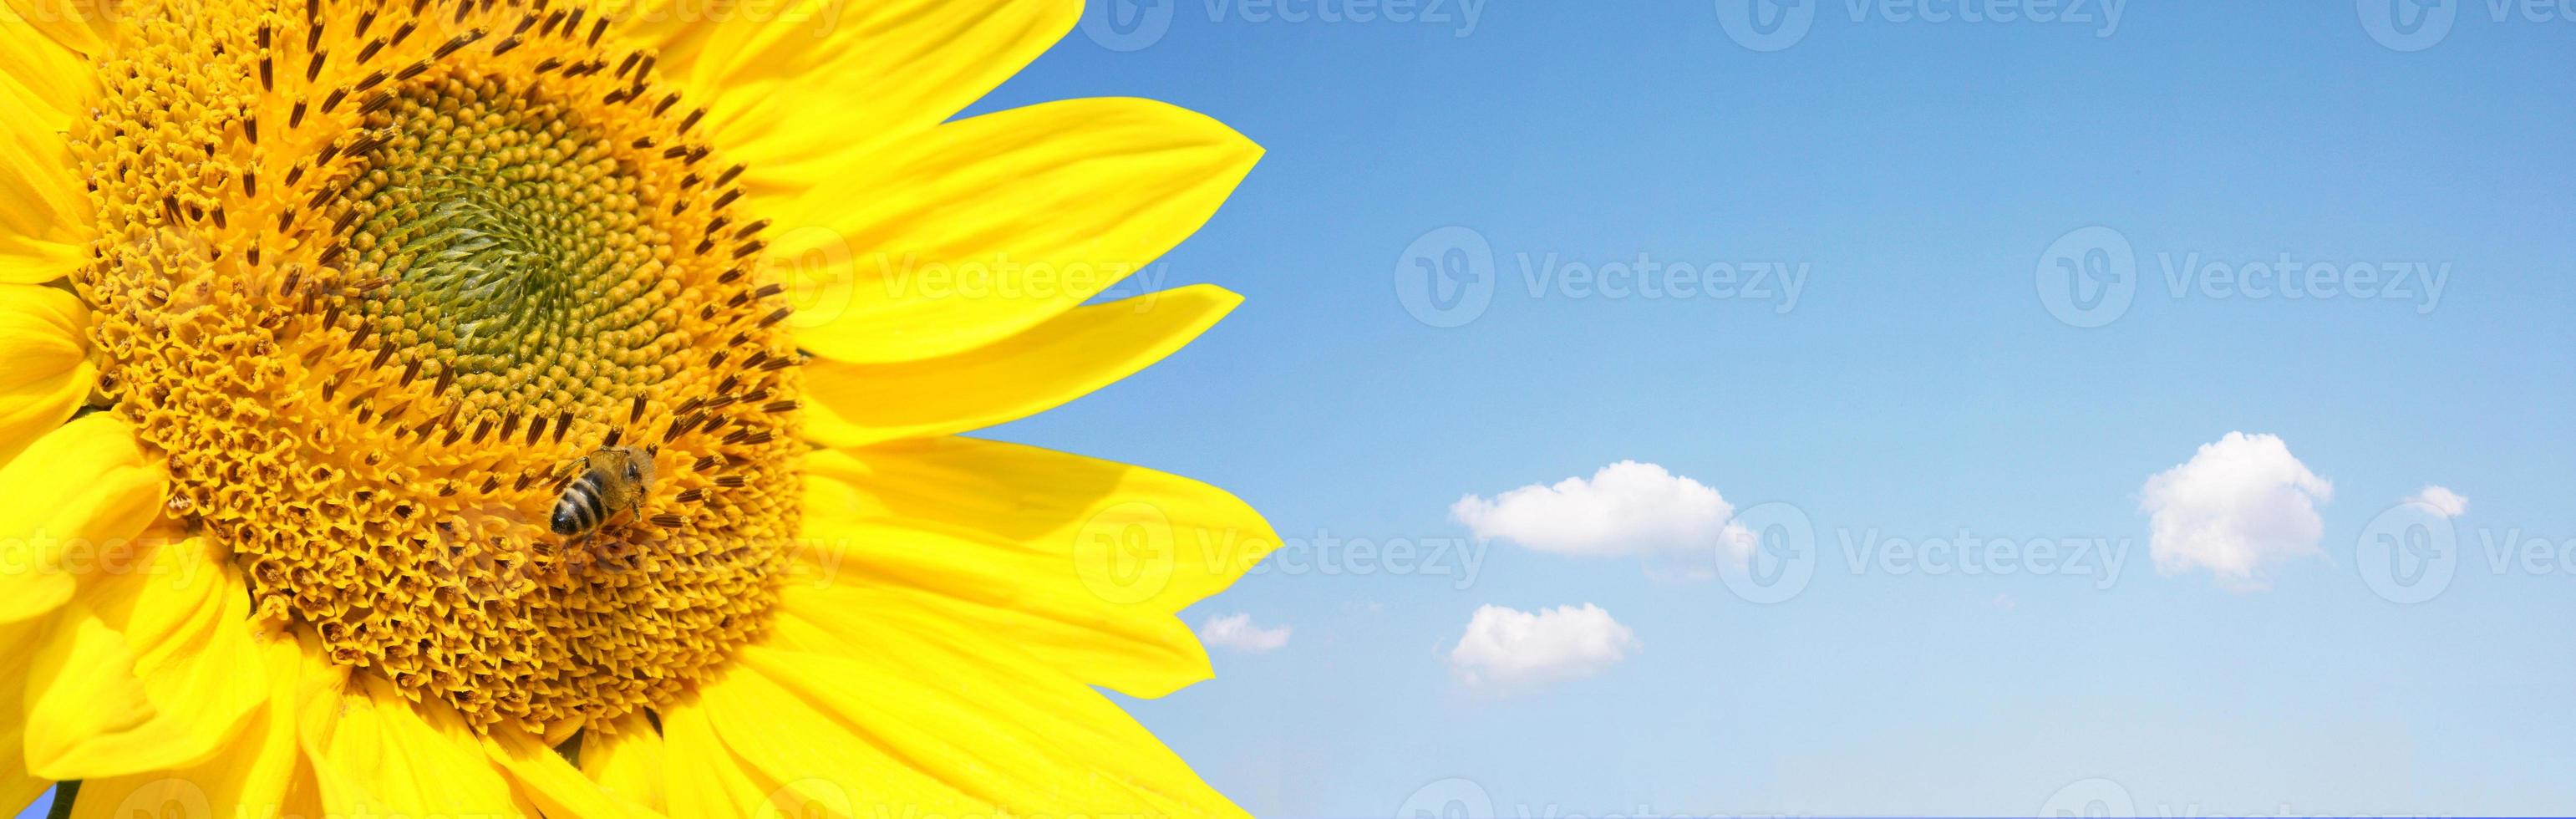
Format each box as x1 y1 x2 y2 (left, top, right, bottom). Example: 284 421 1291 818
74 0 802 736
3 0 1278 812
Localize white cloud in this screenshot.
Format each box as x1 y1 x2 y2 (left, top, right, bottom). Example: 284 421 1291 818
2139 432 2334 591
1447 603 1639 688
1198 613 1291 654
1986 593 2017 610
2402 486 2467 518
1451 461 1751 577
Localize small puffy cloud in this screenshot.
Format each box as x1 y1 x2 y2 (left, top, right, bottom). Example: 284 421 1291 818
2402 486 2467 518
1451 461 1751 577
1986 593 2017 610
1198 613 1291 654
2139 432 2334 591
1447 603 1639 688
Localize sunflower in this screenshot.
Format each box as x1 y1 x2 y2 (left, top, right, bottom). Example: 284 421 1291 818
0 0 1278 813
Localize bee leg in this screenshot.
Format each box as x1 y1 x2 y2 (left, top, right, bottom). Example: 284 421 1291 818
611 501 646 529
549 455 591 490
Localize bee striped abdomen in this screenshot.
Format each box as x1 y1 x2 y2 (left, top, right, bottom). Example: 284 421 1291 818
551 470 611 536
549 445 657 537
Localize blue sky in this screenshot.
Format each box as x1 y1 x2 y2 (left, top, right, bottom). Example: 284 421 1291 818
968 1 2574 816
17 2 2575 817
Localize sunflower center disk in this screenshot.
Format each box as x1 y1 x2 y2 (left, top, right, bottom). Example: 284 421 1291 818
71 0 805 735
348 78 682 417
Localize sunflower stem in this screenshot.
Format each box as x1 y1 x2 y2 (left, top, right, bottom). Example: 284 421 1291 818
44 781 79 819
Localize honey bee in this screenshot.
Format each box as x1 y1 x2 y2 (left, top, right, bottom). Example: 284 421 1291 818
551 445 657 537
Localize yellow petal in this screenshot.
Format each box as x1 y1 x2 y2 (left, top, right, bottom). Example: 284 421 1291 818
693 652 1000 817
575 711 666 813
0 772 39 819
790 511 1212 700
0 8 90 117
21 535 265 781
67 630 306 819
795 438 1278 698
0 17 92 286
20 534 262 781
776 98 1263 364
485 723 653 819
741 602 1247 818
299 672 536 819
0 615 49 813
0 0 116 60
74 536 267 762
622 0 1075 201
803 285 1239 448
0 413 162 623
0 140 85 286
22 613 222 779
0 237 82 287
0 286 95 466
275 771 332 819
657 699 785 819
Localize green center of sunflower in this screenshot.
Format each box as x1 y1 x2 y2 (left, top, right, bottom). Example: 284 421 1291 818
69 0 806 737
343 74 686 420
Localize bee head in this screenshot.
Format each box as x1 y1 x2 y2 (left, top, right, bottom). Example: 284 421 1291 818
622 445 658 485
